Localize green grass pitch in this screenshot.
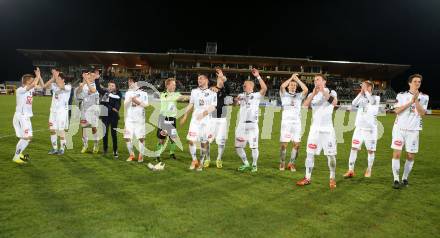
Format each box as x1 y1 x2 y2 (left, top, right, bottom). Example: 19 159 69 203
0 95 439 237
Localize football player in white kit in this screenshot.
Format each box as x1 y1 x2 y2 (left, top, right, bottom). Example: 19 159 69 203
12 68 44 164
43 69 72 155
207 67 230 169
76 71 100 154
235 68 267 173
391 74 429 189
296 74 338 190
344 80 380 178
279 73 308 172
180 74 217 171
124 77 149 163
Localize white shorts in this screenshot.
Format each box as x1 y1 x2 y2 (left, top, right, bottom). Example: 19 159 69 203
391 126 419 153
124 120 146 139
210 118 228 145
187 119 213 143
49 110 69 131
351 127 377 151
80 107 99 128
280 120 302 143
306 128 337 156
235 122 259 148
13 114 33 138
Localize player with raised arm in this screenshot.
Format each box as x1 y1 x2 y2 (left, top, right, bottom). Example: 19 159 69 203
391 74 429 189
235 68 267 173
76 71 100 154
44 69 72 155
12 67 44 164
279 73 308 171
207 67 231 168
180 74 217 171
296 74 338 190
124 77 149 163
344 80 380 178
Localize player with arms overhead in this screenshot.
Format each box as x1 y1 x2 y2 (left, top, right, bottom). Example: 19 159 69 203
279 73 308 172
235 68 267 173
12 67 44 164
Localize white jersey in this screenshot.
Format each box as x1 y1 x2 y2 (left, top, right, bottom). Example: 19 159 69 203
50 83 72 112
189 87 217 123
237 92 262 123
15 87 35 117
352 92 380 130
124 89 148 123
394 91 429 131
309 88 337 131
78 83 99 111
280 91 304 122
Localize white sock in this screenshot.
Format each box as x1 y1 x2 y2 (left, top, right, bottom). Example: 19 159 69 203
327 155 336 179
126 141 134 155
236 147 248 165
217 145 225 161
348 149 358 171
82 129 88 148
251 148 259 167
402 159 414 180
189 144 197 161
139 142 145 157
305 153 315 180
392 158 400 182
50 134 58 150
15 139 30 156
206 143 211 161
280 147 287 163
290 147 298 164
367 152 375 170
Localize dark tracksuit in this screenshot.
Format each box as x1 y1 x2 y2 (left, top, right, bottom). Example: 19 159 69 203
95 79 122 154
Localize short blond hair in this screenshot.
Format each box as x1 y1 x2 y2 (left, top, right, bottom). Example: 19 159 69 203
21 74 34 85
165 77 176 86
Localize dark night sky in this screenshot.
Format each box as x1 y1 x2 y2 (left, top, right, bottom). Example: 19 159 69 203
1 0 439 102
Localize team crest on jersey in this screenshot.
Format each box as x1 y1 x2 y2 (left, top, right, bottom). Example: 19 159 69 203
199 99 205 106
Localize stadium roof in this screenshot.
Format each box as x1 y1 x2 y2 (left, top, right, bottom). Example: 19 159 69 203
18 49 410 79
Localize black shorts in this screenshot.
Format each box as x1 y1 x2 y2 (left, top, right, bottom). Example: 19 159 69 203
156 115 177 140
